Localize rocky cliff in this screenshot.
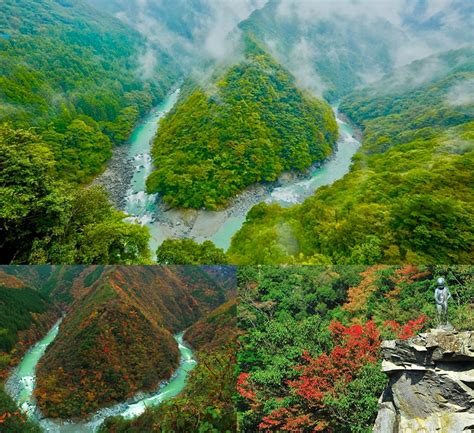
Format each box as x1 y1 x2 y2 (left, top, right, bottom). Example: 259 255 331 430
374 329 474 433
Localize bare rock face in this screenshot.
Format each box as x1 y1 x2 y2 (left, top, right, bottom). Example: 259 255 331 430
373 329 474 433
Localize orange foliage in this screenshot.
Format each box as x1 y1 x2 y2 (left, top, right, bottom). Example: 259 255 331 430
385 265 431 299
343 265 389 312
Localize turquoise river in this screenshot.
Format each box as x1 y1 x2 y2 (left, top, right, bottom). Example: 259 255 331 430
6 321 196 433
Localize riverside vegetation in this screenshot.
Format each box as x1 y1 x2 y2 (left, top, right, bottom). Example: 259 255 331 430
99 298 238 432
0 0 178 264
147 39 338 210
228 48 474 265
2 0 472 266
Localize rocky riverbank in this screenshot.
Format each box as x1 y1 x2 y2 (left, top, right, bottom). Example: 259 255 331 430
92 145 134 209
93 103 362 248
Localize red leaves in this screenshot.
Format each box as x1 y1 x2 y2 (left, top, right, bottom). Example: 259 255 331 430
384 315 426 340
237 372 256 401
240 318 427 431
290 321 381 408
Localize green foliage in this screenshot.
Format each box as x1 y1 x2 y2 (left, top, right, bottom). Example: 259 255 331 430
0 124 151 264
156 239 229 265
321 362 387 433
0 287 48 352
147 43 338 209
0 387 42 433
239 2 394 101
0 0 179 182
229 48 474 264
237 266 363 431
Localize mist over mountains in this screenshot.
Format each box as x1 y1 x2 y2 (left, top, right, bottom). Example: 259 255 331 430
85 0 473 98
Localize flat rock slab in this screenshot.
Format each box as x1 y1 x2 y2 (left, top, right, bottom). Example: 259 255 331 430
374 329 474 433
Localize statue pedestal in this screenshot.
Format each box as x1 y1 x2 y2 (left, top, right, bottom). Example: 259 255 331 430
434 322 454 332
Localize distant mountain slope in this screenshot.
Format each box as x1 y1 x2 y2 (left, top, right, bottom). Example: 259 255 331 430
239 0 474 100
34 266 235 418
0 277 62 384
184 298 238 351
0 0 179 182
0 266 105 303
229 47 474 264
84 0 266 67
147 39 338 209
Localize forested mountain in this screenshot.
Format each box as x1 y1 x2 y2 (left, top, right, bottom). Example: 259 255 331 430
0 0 179 182
33 266 234 418
147 38 338 209
237 265 473 432
0 265 105 302
100 297 238 433
0 0 183 265
0 265 235 430
229 47 474 265
240 0 474 100
0 265 106 381
184 298 238 351
85 0 266 67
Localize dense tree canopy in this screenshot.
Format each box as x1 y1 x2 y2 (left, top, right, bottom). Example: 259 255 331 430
147 40 338 209
236 265 473 432
156 239 229 265
0 125 151 264
99 297 238 433
229 48 474 265
0 0 179 183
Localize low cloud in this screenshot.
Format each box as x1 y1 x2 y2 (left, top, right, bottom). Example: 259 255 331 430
446 78 474 107
273 0 472 91
288 38 327 96
108 0 268 78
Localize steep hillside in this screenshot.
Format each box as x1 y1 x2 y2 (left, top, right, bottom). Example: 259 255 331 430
146 39 338 209
0 0 179 183
0 0 175 265
229 48 474 264
85 0 265 68
0 287 54 368
0 266 106 378
100 297 238 433
34 266 235 418
0 265 106 303
239 0 393 99
184 298 238 351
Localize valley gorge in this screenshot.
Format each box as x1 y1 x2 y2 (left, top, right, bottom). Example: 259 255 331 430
0 266 237 432
0 0 473 432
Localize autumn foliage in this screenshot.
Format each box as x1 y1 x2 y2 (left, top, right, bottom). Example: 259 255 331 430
384 316 426 340
240 318 425 432
343 265 389 312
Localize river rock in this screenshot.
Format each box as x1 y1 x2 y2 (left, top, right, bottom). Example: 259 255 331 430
373 329 474 433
